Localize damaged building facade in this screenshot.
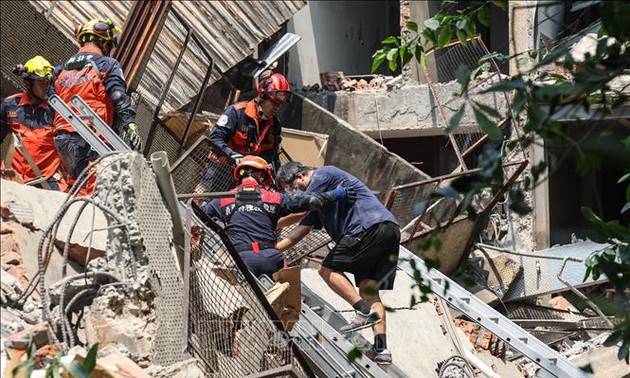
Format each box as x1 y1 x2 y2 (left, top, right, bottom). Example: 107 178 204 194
1 0 628 377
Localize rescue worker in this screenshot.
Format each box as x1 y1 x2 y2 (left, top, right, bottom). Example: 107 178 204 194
0 56 67 191
199 71 290 193
201 155 355 278
51 18 141 188
275 161 400 365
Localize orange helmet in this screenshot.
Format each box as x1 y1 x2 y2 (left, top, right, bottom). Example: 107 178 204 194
233 155 273 186
256 71 290 104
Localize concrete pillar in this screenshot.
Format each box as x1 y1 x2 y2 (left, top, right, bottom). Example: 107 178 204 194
509 1 551 249
287 4 320 87
408 0 439 83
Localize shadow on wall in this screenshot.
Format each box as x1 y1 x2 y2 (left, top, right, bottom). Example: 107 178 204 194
279 93 432 197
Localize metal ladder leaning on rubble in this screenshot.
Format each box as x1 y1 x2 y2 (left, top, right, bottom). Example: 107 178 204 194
396 246 591 378
48 94 590 378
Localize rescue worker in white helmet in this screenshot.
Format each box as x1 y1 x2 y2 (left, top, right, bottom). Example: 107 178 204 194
1 56 68 191
50 18 141 194
201 155 355 278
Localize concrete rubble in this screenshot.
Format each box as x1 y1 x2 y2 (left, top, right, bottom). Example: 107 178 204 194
2 150 627 378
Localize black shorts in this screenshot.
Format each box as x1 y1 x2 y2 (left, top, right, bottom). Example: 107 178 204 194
322 221 400 290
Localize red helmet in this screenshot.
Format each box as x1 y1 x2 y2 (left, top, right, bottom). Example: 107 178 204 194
233 155 274 186
257 71 290 104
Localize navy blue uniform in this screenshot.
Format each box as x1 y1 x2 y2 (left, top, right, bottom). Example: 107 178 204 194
202 182 342 277
300 166 400 289
208 100 282 171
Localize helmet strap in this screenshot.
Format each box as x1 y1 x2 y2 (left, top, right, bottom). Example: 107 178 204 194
25 79 46 104
256 97 273 120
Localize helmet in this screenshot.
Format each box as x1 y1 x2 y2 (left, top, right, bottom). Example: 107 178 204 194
76 18 121 45
233 155 273 186
13 56 53 81
256 71 290 104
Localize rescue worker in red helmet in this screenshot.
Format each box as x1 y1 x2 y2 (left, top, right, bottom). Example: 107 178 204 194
201 70 290 193
50 18 141 193
1 56 68 191
201 155 355 278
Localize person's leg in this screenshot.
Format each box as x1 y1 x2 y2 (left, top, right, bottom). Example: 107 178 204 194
359 278 386 335
318 266 361 306
54 133 92 179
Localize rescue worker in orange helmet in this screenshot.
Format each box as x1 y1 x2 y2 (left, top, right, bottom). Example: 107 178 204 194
200 70 290 192
200 155 355 278
50 18 141 189
0 56 68 191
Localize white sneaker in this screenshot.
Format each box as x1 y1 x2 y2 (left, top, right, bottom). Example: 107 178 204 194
339 309 381 333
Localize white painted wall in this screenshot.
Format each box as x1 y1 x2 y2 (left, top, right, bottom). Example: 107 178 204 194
287 1 398 87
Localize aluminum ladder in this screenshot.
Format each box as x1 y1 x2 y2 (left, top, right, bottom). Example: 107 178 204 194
397 246 591 378
48 94 130 154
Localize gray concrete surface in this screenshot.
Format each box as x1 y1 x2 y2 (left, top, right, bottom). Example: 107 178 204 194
302 268 489 377
1 179 109 253
301 80 509 139
280 96 432 197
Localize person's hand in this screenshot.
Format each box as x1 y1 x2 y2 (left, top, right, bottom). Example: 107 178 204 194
120 122 142 152
333 187 357 203
231 153 244 164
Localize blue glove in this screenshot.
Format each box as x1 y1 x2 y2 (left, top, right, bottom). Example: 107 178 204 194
333 187 357 203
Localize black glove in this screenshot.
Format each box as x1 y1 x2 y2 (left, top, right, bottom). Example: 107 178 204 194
120 122 142 152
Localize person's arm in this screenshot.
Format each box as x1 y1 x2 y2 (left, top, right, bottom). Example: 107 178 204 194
104 60 136 129
279 188 353 217
276 211 308 230
276 224 313 252
208 107 238 158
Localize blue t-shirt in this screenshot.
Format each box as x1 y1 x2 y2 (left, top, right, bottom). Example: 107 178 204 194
300 166 398 242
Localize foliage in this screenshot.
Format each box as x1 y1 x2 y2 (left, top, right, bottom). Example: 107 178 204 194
373 0 630 363
13 339 100 377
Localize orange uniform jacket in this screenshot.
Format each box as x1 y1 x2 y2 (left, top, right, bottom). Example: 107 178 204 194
0 92 63 181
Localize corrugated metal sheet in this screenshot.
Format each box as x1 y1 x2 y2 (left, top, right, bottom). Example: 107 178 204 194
29 0 307 114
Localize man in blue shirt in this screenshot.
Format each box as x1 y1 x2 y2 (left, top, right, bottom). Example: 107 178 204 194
276 162 400 365
201 156 353 278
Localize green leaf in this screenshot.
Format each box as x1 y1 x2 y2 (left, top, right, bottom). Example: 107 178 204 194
347 347 362 363
473 105 502 140
579 364 594 373
438 23 453 48
474 101 502 119
371 51 387 73
447 105 466 134
582 207 603 225
455 18 467 30
490 0 508 10
66 361 89 378
424 18 440 31
455 65 471 88
84 343 99 373
407 21 418 32
457 29 467 44
477 5 491 27
417 49 427 67
387 48 399 71
382 36 398 46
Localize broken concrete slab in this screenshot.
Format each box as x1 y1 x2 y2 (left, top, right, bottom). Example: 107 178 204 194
301 268 461 376
1 179 109 254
